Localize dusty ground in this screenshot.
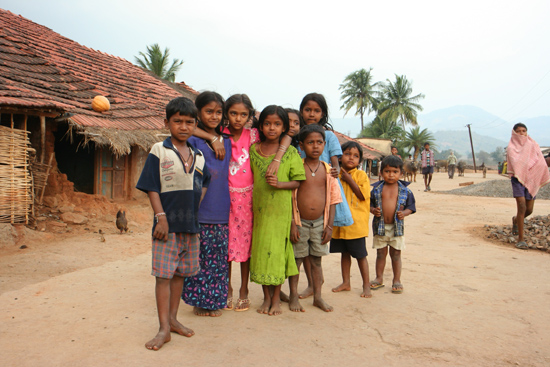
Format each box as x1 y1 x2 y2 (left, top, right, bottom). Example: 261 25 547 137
1 171 550 366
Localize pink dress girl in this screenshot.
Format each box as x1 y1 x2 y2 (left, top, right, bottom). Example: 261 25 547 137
224 126 260 262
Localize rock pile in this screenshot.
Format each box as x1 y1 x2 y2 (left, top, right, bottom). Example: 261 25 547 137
485 214 550 252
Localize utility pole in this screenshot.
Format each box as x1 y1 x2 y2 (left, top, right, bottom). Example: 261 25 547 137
466 124 477 173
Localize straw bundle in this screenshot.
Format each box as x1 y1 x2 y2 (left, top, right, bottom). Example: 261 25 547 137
0 125 33 224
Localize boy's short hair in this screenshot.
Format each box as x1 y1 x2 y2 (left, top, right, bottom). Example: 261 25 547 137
381 155 403 171
513 122 527 131
166 97 198 120
298 124 325 143
423 142 430 148
341 141 363 164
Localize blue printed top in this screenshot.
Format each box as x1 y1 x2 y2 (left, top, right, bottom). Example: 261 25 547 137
370 180 416 237
188 136 231 224
136 137 210 234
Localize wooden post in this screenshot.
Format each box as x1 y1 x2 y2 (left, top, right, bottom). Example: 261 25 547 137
23 114 27 131
11 113 14 128
40 115 46 163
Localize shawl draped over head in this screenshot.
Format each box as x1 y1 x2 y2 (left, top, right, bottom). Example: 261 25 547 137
506 129 550 197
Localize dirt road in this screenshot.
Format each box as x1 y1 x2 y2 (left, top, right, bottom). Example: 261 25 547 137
1 172 549 366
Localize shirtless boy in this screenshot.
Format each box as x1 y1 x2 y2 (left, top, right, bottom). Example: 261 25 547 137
290 124 342 312
369 155 416 294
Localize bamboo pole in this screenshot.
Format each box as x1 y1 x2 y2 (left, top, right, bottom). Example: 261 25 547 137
39 153 54 204
40 115 46 163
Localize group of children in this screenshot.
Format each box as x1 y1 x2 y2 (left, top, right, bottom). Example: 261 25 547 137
136 92 417 351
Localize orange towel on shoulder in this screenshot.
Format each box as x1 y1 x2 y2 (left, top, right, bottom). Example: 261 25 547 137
506 129 550 197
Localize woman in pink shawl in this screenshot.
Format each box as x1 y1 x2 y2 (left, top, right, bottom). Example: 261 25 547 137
507 123 550 249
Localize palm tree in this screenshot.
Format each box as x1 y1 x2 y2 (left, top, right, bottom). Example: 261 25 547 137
377 74 425 128
402 126 435 161
360 115 404 142
134 44 183 82
339 68 379 131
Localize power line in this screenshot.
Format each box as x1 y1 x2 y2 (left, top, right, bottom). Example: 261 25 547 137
475 68 550 129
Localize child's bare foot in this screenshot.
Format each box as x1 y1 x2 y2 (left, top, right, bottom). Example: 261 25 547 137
269 302 283 316
280 291 290 303
360 286 373 298
209 309 222 317
313 297 333 312
331 282 351 293
170 319 194 337
193 307 210 316
298 286 313 299
145 330 171 351
289 293 305 312
257 299 271 314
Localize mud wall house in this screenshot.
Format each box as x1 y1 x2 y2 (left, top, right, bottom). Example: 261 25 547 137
0 9 197 223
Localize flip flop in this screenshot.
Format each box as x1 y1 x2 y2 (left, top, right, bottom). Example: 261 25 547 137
512 217 518 235
234 298 250 312
370 282 385 290
392 283 404 294
224 296 233 310
515 241 528 249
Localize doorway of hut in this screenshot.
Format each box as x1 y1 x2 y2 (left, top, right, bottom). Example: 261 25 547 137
54 124 95 194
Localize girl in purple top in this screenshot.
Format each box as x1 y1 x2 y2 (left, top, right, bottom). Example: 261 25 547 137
182 91 231 317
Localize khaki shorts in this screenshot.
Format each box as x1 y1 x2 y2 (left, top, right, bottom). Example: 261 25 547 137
292 216 328 258
373 223 405 251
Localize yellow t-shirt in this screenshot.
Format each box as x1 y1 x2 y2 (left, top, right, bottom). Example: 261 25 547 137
332 168 370 239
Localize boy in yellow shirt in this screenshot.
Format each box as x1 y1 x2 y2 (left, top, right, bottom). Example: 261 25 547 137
331 141 372 298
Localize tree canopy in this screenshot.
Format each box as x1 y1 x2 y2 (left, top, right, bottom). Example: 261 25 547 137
402 126 435 161
339 68 379 131
377 74 425 128
135 44 183 82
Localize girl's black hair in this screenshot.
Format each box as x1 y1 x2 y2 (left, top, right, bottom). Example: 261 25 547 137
513 122 527 131
298 124 326 143
166 97 197 120
284 108 301 148
224 94 255 123
341 141 363 165
195 91 226 136
255 105 289 142
299 93 333 130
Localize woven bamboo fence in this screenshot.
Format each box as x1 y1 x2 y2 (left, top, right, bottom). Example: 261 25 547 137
0 125 33 224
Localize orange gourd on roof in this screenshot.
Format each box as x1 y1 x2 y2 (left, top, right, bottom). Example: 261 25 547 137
91 95 110 112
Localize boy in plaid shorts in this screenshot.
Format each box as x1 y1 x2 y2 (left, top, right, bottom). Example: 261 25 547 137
137 97 210 351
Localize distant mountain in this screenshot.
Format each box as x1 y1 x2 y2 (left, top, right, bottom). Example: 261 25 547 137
418 105 512 140
418 105 550 145
432 130 507 157
330 106 550 147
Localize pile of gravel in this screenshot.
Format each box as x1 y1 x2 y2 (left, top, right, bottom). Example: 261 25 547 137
440 179 550 200
484 214 550 251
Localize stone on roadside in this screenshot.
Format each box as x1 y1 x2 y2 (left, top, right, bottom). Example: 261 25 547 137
60 212 88 225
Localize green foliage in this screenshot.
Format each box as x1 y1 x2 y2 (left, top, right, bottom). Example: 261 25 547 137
490 146 505 163
359 115 404 142
135 44 183 82
339 68 379 131
402 126 435 161
377 75 425 128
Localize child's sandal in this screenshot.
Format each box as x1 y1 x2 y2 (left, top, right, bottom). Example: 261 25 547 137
224 296 233 310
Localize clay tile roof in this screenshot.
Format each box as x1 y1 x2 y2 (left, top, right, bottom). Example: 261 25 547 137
0 9 195 131
333 130 384 160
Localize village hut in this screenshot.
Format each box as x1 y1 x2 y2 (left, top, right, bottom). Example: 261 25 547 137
332 131 384 176
0 9 197 224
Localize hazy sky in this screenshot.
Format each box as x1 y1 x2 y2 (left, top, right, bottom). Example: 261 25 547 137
2 0 549 131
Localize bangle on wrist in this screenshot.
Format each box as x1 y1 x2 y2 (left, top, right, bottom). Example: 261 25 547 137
273 158 281 163
210 136 218 144
326 225 333 230
155 212 166 222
